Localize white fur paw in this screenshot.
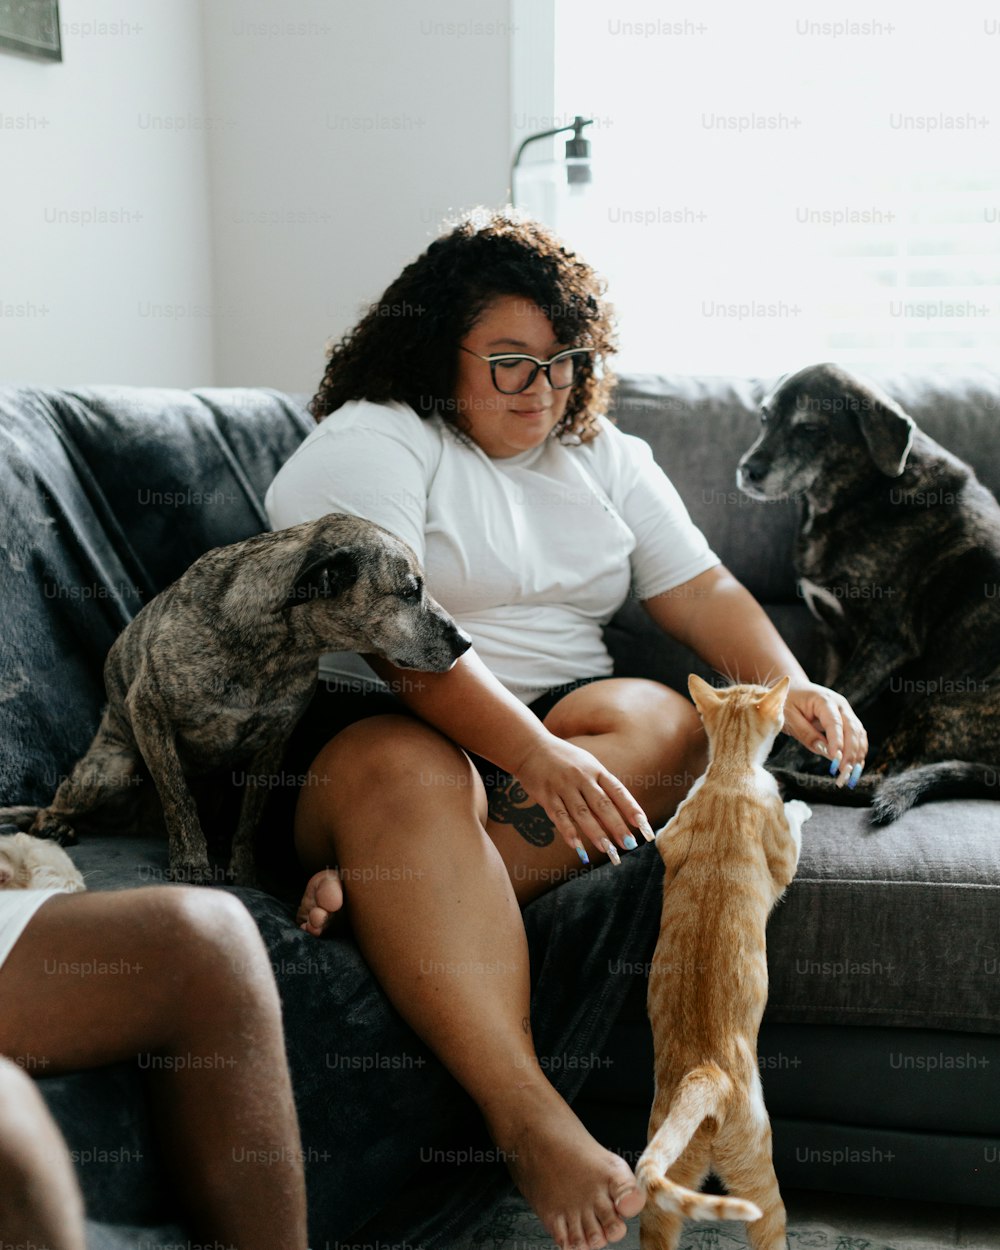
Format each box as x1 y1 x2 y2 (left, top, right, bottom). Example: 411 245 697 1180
785 799 812 822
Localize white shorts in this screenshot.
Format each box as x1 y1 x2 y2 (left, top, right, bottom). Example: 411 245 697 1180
0 890 66 974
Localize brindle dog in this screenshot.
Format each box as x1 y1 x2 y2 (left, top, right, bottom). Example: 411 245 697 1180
1 515 471 883
737 362 1000 824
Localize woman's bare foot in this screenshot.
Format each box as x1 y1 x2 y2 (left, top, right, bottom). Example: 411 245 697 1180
488 1080 644 1249
296 868 344 936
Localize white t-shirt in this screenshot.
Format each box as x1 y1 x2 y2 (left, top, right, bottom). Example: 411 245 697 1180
0 889 64 972
264 399 720 705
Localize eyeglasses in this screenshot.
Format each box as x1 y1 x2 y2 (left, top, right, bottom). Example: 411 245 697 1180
459 345 593 395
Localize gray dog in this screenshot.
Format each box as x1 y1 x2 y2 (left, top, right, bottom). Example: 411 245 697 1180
737 362 1000 824
1 514 471 883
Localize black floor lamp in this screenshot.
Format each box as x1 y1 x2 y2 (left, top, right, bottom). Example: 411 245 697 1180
509 115 593 208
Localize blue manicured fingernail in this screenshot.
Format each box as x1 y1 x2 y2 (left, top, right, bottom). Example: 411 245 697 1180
829 756 841 776
623 834 638 851
847 763 863 789
576 846 590 865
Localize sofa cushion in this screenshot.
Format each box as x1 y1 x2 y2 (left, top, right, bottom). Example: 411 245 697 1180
605 798 1000 1036
767 798 1000 1033
585 1021 1000 1136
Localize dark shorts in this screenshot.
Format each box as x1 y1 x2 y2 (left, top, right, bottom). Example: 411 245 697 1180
254 672 608 899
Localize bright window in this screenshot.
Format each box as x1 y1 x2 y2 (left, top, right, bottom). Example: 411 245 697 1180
514 0 1000 375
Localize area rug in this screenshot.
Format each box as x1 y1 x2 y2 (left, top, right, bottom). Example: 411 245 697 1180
467 1193 895 1250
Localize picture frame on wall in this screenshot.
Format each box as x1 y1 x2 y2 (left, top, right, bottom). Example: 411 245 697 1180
0 0 62 61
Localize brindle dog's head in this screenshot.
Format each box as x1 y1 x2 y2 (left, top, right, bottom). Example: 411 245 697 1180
736 363 916 511
280 514 471 671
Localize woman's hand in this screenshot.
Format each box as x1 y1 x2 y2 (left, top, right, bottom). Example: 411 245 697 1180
783 681 868 788
511 734 655 864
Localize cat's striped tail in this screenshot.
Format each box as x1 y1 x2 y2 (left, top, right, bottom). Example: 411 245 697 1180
636 1064 762 1222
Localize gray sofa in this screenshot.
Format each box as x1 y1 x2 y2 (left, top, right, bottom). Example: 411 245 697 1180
1 370 998 1247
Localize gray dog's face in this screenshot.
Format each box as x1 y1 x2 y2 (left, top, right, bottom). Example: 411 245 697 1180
284 518 472 672
736 363 916 509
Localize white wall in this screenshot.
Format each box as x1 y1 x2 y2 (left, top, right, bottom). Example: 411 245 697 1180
200 0 513 394
0 0 215 387
0 0 514 392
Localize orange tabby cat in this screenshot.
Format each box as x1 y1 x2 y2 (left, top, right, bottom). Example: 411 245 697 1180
637 673 810 1250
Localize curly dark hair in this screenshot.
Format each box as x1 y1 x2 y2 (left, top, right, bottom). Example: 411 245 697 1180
309 207 618 444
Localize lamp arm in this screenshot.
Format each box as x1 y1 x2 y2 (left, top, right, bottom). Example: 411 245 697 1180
509 116 593 204
512 122 576 170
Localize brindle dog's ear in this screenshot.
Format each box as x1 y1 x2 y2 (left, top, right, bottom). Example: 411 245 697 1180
853 380 916 477
286 547 359 605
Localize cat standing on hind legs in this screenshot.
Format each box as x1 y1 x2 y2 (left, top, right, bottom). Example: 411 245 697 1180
638 674 811 1250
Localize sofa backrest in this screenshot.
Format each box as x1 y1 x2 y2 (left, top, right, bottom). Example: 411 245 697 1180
3 369 999 804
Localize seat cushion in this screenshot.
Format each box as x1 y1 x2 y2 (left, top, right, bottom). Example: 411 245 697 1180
767 798 1000 1032
607 796 1000 1034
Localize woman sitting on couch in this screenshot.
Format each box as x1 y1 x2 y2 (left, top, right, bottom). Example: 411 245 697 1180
264 208 868 1250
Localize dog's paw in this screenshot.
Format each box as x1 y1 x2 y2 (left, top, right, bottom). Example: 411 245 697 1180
29 812 79 847
0 806 42 833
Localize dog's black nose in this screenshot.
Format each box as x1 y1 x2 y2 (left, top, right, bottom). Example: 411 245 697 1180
740 459 764 484
449 624 473 657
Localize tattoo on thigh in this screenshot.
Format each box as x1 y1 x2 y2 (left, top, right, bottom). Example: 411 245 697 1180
488 777 555 847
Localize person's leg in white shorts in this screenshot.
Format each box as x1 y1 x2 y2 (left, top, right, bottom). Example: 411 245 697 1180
0 887 308 1250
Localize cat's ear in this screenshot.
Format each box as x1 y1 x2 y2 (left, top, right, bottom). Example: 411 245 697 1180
756 675 791 720
688 673 723 715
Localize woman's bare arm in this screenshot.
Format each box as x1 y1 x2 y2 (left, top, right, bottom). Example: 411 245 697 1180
642 564 868 780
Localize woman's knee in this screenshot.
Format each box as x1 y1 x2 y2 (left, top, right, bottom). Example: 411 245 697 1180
657 686 708 770
544 678 707 809
629 682 707 780
295 714 487 857
546 677 703 747
309 715 471 792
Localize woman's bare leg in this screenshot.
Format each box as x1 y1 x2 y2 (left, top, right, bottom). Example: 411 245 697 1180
293 679 706 1250
485 679 707 902
0 1057 86 1250
0 887 307 1250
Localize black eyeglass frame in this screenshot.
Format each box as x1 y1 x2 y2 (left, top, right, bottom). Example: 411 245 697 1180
458 345 594 395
